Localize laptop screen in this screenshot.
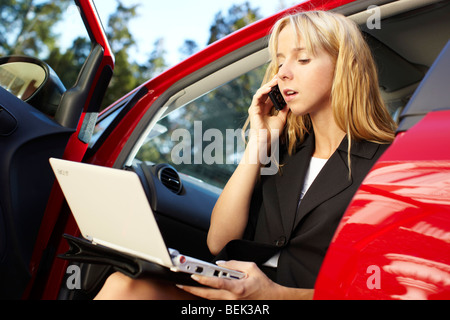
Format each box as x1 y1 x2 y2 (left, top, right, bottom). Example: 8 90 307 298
49 158 173 267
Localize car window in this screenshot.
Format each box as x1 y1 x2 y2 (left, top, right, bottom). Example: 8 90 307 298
134 63 268 189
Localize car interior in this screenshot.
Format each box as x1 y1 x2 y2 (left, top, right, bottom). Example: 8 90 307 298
0 43 113 299
56 0 450 299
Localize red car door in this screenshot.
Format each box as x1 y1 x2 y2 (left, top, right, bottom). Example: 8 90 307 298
315 41 450 300
0 0 115 300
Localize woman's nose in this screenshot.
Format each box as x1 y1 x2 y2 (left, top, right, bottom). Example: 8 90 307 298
277 62 293 80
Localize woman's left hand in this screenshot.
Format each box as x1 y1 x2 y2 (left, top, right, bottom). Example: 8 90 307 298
176 260 280 300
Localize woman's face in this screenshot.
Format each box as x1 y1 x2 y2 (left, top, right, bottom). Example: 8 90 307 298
276 25 335 117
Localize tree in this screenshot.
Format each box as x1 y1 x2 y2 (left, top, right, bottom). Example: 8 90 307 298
0 0 71 57
144 38 168 79
0 0 91 89
205 2 264 114
101 0 143 108
208 2 260 44
179 39 199 61
46 36 91 88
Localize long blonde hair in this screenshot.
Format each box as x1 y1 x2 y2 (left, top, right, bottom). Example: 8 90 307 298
263 11 396 158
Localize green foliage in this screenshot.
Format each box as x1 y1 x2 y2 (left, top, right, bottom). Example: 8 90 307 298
0 0 71 57
208 2 260 44
1 0 264 110
102 0 143 108
179 40 199 61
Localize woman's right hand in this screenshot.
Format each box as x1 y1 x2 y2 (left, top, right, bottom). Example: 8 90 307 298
246 76 289 163
208 77 289 255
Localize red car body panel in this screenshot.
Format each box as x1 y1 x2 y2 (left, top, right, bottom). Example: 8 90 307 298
315 110 450 300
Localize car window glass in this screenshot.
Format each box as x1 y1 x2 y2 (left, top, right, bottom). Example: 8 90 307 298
134 63 268 189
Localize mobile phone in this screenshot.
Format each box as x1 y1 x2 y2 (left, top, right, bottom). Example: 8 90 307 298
268 85 286 111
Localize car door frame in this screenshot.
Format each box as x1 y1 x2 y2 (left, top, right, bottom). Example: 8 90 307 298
22 0 114 300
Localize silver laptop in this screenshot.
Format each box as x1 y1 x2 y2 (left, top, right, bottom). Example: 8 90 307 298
49 158 244 280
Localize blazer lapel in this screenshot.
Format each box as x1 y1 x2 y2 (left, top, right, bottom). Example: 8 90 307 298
274 134 315 237
293 143 352 229
262 134 382 241
292 136 381 230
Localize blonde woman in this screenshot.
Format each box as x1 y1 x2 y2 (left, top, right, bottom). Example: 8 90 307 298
96 11 396 300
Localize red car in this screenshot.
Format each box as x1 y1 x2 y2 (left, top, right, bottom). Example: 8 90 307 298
0 0 449 300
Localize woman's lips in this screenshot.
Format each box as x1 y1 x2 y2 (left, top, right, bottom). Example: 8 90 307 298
283 89 298 102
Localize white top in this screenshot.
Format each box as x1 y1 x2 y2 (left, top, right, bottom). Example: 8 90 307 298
299 157 328 202
262 157 328 268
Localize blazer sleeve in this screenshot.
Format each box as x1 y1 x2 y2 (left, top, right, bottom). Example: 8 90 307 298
242 177 263 241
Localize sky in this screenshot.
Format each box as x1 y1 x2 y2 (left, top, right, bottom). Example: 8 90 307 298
87 0 296 67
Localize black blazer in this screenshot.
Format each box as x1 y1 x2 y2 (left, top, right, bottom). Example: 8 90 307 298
217 133 390 289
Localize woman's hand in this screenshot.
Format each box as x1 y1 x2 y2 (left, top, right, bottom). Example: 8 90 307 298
177 260 279 300
177 260 314 300
207 78 289 255
245 77 289 166
248 77 289 140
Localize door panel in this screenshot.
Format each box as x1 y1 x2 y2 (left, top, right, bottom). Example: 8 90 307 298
0 88 74 299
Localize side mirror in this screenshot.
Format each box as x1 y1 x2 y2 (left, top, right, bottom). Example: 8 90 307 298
0 56 66 117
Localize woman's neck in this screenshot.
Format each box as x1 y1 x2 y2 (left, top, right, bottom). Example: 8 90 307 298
310 111 346 159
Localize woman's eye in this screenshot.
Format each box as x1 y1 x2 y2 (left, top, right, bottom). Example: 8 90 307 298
298 59 310 64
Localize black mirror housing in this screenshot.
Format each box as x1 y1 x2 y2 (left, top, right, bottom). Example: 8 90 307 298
0 56 66 117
